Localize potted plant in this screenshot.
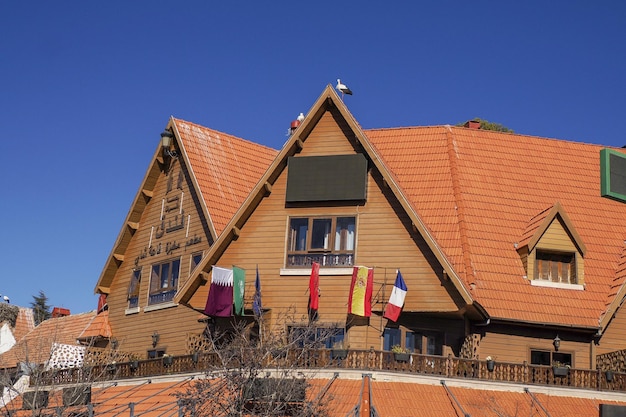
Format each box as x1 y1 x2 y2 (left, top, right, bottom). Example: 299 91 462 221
162 354 173 367
485 356 496 372
129 355 140 371
391 345 410 362
552 361 570 377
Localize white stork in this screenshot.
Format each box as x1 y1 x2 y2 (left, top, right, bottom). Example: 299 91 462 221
336 79 353 98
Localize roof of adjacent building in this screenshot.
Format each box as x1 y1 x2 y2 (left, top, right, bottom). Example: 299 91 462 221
365 125 626 328
0 310 97 368
4 372 626 417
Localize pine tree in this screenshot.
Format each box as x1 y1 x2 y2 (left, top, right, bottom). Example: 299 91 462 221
31 290 52 325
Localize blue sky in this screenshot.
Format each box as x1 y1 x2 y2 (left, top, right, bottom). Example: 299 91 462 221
1 1 625 314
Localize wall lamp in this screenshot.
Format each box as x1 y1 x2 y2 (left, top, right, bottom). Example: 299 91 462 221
553 335 561 351
152 331 160 348
110 338 119 350
160 130 178 158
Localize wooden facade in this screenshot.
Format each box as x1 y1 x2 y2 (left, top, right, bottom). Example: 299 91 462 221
100 153 212 356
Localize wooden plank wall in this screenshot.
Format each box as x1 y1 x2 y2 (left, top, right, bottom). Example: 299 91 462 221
106 157 211 357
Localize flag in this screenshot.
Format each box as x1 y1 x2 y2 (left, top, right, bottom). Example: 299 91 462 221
204 266 233 317
308 262 320 320
348 266 374 317
383 270 407 322
233 266 246 316
253 266 263 317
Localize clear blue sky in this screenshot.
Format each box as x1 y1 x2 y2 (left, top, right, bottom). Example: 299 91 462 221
1 1 625 314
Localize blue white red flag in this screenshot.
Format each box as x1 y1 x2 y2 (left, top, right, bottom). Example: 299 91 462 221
383 270 407 322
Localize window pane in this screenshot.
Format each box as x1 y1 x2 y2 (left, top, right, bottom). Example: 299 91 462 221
171 259 180 288
530 350 551 365
161 263 170 288
552 352 572 367
335 217 356 251
405 332 416 352
289 218 308 251
383 328 401 351
311 219 331 250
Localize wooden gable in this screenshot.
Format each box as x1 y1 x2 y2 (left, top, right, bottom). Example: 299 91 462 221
95 127 214 356
180 87 475 350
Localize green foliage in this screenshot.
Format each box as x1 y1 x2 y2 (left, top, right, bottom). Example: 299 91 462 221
457 118 514 133
30 290 52 326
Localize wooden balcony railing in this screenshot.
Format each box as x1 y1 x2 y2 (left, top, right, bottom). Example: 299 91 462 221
32 350 625 392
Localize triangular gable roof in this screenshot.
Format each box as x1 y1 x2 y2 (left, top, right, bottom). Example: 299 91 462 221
518 201 586 255
176 85 473 307
78 309 112 340
94 118 277 295
366 126 626 329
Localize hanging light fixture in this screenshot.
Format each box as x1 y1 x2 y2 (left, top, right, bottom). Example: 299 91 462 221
152 331 160 347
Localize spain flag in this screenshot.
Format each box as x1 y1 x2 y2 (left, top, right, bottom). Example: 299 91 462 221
348 266 374 317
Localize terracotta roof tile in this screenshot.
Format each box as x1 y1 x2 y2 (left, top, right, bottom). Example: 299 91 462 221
78 310 111 340
5 374 626 416
367 126 626 327
174 118 278 237
0 311 96 368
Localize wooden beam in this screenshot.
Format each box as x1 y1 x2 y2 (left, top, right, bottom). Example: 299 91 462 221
295 138 304 149
113 253 124 262
232 226 241 240
263 181 272 195
142 189 154 198
127 221 139 230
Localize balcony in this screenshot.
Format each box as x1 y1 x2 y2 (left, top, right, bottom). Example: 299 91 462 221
33 349 625 392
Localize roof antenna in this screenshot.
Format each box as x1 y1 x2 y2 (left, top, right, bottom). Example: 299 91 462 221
336 79 353 100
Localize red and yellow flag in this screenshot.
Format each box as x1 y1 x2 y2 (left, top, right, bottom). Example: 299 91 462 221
348 266 374 317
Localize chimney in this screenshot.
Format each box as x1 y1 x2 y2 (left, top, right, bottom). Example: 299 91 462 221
464 120 481 129
288 119 300 136
52 307 70 318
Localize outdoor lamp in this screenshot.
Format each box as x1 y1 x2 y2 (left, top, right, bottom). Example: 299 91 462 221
553 335 561 351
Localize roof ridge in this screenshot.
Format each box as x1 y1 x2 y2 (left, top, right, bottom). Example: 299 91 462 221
444 126 474 289
172 117 278 152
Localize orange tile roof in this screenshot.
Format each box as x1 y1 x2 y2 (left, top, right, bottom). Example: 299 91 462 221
173 118 278 237
78 310 111 340
10 307 35 344
366 126 626 328
0 311 96 368
5 373 626 417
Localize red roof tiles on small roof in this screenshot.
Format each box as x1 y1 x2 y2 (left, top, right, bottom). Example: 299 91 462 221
0 310 96 368
173 118 278 237
366 126 626 328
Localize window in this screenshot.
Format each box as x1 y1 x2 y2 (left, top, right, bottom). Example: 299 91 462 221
535 251 576 284
147 349 166 359
287 216 356 267
190 252 203 273
383 328 401 351
149 258 180 305
530 349 572 367
127 269 141 308
405 331 443 355
288 325 345 348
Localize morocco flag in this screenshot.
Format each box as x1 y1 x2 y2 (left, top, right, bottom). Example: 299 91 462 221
383 270 407 322
348 266 374 317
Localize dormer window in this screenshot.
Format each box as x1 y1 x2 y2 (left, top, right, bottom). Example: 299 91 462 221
535 251 577 284
518 202 586 289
